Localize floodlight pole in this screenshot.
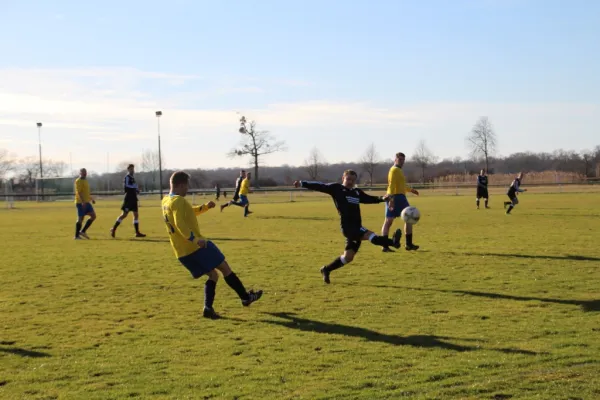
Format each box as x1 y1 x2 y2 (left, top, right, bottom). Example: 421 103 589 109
155 111 163 199
36 122 43 199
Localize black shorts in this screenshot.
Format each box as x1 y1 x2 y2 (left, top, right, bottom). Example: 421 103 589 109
507 193 518 205
477 187 489 199
343 226 368 253
121 198 138 212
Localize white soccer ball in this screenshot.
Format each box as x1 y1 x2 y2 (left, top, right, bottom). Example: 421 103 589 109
401 206 421 225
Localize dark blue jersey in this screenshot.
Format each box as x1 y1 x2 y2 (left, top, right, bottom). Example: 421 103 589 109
477 175 488 188
300 181 385 231
124 174 138 199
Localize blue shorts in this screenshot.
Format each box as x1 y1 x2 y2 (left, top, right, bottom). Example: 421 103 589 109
385 194 410 218
239 195 249 206
178 241 225 279
76 203 95 217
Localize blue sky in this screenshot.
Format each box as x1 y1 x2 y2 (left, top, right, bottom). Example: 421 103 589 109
1 0 599 174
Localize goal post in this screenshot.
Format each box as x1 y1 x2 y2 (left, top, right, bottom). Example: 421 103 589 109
3 179 15 209
35 176 77 202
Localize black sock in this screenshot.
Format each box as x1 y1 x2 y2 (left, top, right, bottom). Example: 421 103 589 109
476 200 480 207
75 222 82 236
382 234 389 248
112 219 121 230
82 219 93 233
485 200 488 207
134 221 140 234
324 256 344 272
507 205 514 214
370 235 393 247
406 234 413 246
224 273 249 301
204 279 217 309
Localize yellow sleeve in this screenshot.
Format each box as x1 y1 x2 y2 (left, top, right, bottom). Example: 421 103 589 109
192 204 211 216
172 199 202 242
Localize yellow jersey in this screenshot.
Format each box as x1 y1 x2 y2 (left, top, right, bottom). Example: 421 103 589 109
162 194 208 259
240 178 250 195
387 165 412 195
74 177 91 203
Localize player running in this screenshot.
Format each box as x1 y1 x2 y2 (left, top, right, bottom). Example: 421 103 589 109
294 169 402 284
111 164 146 238
162 171 263 319
504 172 526 214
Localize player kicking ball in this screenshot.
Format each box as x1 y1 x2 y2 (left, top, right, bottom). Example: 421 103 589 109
293 169 402 284
162 171 263 319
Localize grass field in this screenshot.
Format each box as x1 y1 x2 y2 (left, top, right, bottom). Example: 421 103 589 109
1 191 600 399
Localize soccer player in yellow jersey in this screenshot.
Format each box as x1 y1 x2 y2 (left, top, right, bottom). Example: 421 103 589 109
162 171 263 319
381 152 420 251
74 168 96 239
220 171 253 217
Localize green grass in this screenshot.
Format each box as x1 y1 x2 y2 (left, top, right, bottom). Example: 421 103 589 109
1 192 600 399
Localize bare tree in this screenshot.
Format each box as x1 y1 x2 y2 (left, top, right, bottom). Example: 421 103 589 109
0 149 15 179
115 161 132 173
581 150 594 177
359 143 381 185
412 139 437 182
16 157 40 187
45 160 68 177
304 147 326 180
466 116 498 173
229 115 286 187
141 149 161 190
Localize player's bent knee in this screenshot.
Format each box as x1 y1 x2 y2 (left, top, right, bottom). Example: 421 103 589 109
216 260 232 276
207 269 219 281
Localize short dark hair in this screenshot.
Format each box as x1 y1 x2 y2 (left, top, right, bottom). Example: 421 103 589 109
128 164 134 169
395 152 405 158
343 169 357 177
170 171 190 186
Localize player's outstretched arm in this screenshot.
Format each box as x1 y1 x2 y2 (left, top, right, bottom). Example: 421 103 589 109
192 201 216 216
358 189 388 204
293 180 335 194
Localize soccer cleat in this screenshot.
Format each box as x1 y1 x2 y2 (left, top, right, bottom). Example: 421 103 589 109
73 236 83 240
381 247 395 253
320 266 331 284
110 228 116 238
405 244 420 251
79 232 89 239
392 229 402 249
135 233 147 238
203 307 221 320
242 289 263 306
220 204 227 212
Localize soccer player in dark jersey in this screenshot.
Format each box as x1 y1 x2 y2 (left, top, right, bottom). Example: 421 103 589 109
293 169 402 284
476 169 490 209
220 170 252 215
504 172 527 214
162 171 263 319
110 164 146 238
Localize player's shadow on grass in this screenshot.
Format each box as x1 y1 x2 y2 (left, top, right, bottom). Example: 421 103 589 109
255 215 334 221
0 343 50 358
261 312 538 355
372 285 600 313
446 251 600 262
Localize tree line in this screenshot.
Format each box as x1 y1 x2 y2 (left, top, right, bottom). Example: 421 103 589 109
1 116 599 193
